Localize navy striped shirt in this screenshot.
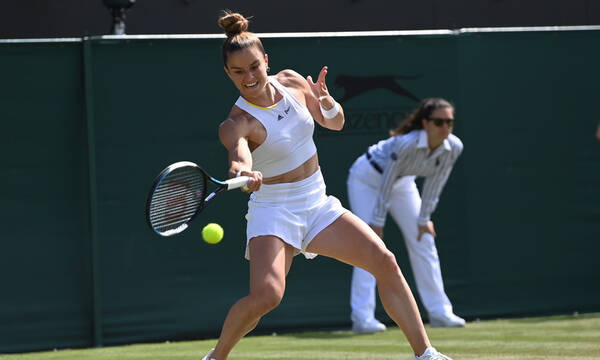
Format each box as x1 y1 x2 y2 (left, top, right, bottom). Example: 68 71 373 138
369 130 463 227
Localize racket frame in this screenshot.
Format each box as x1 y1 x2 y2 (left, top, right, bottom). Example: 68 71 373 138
145 161 250 237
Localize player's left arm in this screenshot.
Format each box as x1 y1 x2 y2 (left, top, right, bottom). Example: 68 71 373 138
278 67 344 130
305 66 344 130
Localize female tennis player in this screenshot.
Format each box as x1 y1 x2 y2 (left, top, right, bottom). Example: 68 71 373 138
202 11 453 360
347 98 465 334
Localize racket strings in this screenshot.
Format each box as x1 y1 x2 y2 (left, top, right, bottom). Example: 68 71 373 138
150 172 202 204
149 168 206 233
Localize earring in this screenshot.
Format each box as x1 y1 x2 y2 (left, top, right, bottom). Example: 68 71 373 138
267 66 270 72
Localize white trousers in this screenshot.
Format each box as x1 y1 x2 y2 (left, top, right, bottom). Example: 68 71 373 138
347 155 454 322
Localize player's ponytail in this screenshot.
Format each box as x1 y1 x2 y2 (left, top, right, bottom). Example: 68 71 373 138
218 11 265 66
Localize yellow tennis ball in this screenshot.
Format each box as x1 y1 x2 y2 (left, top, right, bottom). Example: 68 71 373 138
202 223 224 244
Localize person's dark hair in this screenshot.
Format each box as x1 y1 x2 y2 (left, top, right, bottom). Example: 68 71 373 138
218 11 265 67
389 97 454 136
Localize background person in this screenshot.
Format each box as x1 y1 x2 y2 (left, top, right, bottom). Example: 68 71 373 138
347 98 465 333
203 12 454 360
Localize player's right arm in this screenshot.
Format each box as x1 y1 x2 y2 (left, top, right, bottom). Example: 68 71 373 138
218 109 263 192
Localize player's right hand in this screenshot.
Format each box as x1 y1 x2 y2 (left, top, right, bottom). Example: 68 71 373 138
239 170 262 193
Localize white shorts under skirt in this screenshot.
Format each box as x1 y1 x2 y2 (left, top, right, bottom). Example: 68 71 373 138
245 168 348 260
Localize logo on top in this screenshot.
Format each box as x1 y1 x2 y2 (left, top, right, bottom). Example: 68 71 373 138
315 74 423 136
335 74 422 103
277 106 291 121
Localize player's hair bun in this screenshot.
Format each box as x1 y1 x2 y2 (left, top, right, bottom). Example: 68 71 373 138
218 11 249 38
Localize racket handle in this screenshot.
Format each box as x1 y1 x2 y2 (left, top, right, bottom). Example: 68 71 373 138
225 176 251 190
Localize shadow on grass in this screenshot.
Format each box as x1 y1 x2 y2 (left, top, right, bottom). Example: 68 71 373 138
505 312 600 323
473 312 600 324
287 330 357 339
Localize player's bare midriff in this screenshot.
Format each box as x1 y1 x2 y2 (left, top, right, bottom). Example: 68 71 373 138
262 153 319 185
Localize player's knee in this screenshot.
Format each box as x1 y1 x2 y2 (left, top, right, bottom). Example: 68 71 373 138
257 292 283 314
372 250 401 279
251 285 284 314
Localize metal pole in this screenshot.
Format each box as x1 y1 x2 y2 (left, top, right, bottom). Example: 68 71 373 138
83 37 103 347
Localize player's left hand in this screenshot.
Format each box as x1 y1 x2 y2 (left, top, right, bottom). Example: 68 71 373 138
306 66 335 110
417 221 436 241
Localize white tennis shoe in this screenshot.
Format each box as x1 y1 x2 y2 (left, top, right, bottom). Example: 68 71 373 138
414 347 453 360
202 348 216 360
429 313 466 327
352 318 387 334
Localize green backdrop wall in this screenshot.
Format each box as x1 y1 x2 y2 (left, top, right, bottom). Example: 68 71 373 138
1 29 599 353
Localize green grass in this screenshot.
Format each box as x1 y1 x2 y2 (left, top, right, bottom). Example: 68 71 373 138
2 313 599 359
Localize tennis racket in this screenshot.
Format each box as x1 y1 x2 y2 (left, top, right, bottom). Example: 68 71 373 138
145 161 250 237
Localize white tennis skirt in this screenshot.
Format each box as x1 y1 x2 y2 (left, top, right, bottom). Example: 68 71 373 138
245 168 348 260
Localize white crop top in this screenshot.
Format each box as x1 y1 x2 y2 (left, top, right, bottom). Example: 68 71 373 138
234 77 317 178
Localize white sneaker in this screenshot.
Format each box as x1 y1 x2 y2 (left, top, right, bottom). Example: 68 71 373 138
202 348 216 360
429 313 466 327
414 347 453 360
352 318 387 334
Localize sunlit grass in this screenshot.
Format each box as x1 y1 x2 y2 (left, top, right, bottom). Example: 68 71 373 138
2 313 599 359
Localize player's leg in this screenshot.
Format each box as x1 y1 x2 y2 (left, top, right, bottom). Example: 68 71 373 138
387 178 462 326
307 212 430 355
346 157 385 333
211 235 295 359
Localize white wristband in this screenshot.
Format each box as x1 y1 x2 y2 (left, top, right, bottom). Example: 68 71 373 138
320 101 339 119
